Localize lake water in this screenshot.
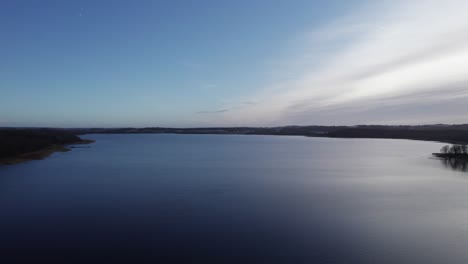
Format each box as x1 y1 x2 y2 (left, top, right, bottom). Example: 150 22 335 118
0 134 467 263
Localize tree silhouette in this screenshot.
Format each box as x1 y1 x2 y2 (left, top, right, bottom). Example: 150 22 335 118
462 145 468 154
441 145 450 154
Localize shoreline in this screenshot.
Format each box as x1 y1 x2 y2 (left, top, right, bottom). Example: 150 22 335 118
2 131 466 167
83 131 468 145
432 153 468 160
0 139 95 166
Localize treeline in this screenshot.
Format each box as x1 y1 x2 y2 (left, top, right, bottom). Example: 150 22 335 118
326 128 468 144
433 144 468 162
0 128 82 159
67 124 468 144
440 144 468 154
67 126 349 136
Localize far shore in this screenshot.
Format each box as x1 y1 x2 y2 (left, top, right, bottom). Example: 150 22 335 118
68 124 468 145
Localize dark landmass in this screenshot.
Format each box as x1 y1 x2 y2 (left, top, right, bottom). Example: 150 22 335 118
432 144 468 170
326 126 468 144
433 145 468 172
68 124 468 144
0 128 94 165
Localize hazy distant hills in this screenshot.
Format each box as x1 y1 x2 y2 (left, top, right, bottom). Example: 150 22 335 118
67 124 468 144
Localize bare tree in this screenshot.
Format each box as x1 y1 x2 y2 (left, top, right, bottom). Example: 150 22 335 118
441 145 450 154
461 145 468 154
450 145 463 154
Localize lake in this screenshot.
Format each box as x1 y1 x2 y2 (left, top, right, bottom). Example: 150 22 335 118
0 134 467 263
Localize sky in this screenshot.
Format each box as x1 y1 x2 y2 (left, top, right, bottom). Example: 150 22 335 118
1 0 468 127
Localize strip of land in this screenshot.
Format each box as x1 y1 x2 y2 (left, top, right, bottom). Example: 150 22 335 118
68 124 468 144
433 153 468 160
0 128 94 165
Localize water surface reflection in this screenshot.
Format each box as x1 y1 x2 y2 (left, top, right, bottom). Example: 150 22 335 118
0 135 467 263
439 158 468 172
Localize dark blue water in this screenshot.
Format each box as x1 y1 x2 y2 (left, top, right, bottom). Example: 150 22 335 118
0 134 467 263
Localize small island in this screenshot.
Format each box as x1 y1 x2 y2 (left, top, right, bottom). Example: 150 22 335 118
433 144 468 160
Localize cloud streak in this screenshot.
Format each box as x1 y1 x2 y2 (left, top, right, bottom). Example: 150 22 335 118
216 0 468 126
197 109 230 114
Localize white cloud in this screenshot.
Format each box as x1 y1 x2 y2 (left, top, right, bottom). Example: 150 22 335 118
216 0 468 126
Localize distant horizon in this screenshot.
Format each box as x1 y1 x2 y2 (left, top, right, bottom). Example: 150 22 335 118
2 123 468 130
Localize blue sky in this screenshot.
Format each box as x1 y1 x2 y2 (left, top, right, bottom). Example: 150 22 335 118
2 0 468 127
